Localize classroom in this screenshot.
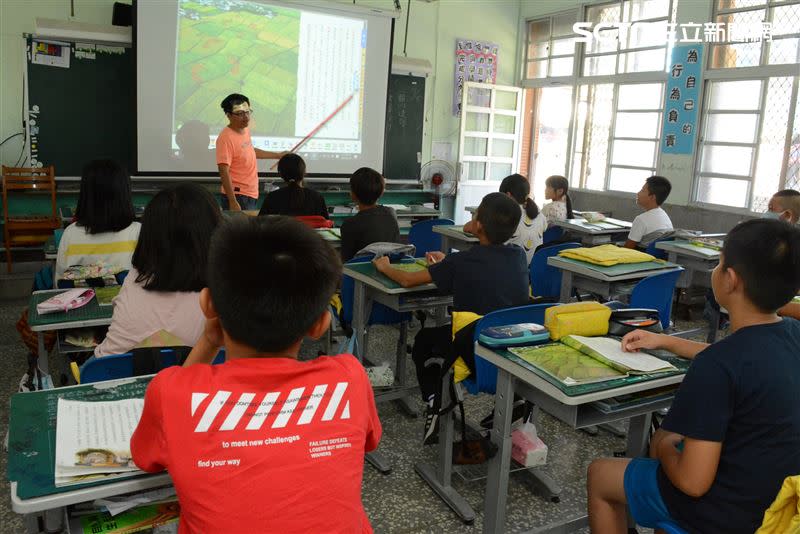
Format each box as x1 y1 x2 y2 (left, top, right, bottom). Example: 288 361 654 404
1 0 799 532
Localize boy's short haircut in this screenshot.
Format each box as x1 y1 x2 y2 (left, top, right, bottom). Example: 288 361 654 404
207 216 342 352
773 189 800 216
220 93 250 114
350 167 384 205
476 192 522 245
721 219 800 312
645 175 672 205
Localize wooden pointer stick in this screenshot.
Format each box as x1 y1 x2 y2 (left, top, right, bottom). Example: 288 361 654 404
269 93 356 170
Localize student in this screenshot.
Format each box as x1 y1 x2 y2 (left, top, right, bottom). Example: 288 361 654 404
94 184 221 357
540 175 573 225
56 159 140 280
624 175 673 249
340 167 400 261
258 153 328 218
587 218 800 534
766 189 800 223
464 173 546 265
131 215 381 533
374 192 530 444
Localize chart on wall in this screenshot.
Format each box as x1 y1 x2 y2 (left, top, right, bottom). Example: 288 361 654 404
453 39 498 116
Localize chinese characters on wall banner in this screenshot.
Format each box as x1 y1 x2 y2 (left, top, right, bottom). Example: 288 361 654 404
661 45 702 155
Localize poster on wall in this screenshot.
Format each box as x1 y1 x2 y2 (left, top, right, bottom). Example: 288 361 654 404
453 39 498 116
661 44 702 155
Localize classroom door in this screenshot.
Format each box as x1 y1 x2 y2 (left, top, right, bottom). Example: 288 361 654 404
455 82 524 224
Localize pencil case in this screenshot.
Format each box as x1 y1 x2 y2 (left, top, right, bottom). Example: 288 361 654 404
36 288 95 315
478 323 550 348
544 302 610 340
607 308 663 336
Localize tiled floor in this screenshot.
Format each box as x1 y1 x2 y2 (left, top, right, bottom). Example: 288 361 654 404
0 295 705 533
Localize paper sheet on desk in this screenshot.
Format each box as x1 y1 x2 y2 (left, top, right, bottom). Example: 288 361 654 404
95 486 177 516
565 336 676 373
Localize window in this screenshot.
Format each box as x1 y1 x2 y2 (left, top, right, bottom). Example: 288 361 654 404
523 11 578 81
696 77 800 209
710 0 800 69
523 0 674 198
584 0 673 76
694 0 800 210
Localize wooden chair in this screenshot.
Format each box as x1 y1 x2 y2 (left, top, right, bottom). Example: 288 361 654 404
2 165 60 272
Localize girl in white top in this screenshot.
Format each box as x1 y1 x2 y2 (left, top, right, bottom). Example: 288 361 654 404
540 175 574 226
500 174 547 265
95 183 222 357
56 160 141 280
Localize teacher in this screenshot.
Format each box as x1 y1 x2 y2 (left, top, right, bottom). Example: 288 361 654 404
216 93 286 211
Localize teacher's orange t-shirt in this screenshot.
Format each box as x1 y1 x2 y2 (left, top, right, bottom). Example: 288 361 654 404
216 126 258 200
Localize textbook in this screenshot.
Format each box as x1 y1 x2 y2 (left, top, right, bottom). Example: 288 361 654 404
68 501 180 534
509 335 676 386
94 286 121 306
55 398 145 486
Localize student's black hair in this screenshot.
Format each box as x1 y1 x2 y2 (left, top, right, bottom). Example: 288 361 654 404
350 167 384 206
220 93 250 114
500 173 539 220
645 175 672 205
278 153 307 211
720 219 800 312
774 189 800 198
476 192 522 245
545 175 573 218
207 215 342 352
132 183 221 292
74 159 135 234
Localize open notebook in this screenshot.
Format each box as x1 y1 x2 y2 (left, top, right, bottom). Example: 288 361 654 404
509 335 676 386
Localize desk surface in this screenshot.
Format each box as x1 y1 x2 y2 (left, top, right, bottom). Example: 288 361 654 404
554 217 632 235
8 376 170 513
547 255 682 281
28 290 114 331
343 259 436 295
656 240 720 260
432 225 480 242
475 344 687 405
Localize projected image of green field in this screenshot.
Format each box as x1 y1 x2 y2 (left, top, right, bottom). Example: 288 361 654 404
175 0 299 137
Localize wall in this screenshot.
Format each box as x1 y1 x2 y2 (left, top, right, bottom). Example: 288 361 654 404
1 0 522 176
0 0 125 167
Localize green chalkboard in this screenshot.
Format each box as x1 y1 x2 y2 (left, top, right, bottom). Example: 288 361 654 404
26 37 134 176
383 73 425 181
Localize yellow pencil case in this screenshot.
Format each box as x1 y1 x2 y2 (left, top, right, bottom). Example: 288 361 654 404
544 302 611 340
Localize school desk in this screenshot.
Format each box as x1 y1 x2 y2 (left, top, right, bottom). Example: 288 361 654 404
415 342 687 530
8 376 171 533
655 240 722 342
553 217 632 245
342 259 453 474
479 344 688 533
547 255 683 303
28 290 114 388
432 224 479 253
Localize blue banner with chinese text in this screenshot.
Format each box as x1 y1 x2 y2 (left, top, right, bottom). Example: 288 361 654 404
661 44 702 155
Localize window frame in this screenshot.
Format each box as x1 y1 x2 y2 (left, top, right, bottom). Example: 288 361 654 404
690 0 800 213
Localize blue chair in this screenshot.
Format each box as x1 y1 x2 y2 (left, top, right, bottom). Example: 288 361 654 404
645 237 673 260
74 348 226 384
408 218 454 256
462 303 556 395
656 522 688 534
542 226 564 245
529 242 581 300
629 268 684 330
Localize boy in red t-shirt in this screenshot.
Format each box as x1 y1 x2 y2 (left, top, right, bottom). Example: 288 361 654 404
131 215 381 534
